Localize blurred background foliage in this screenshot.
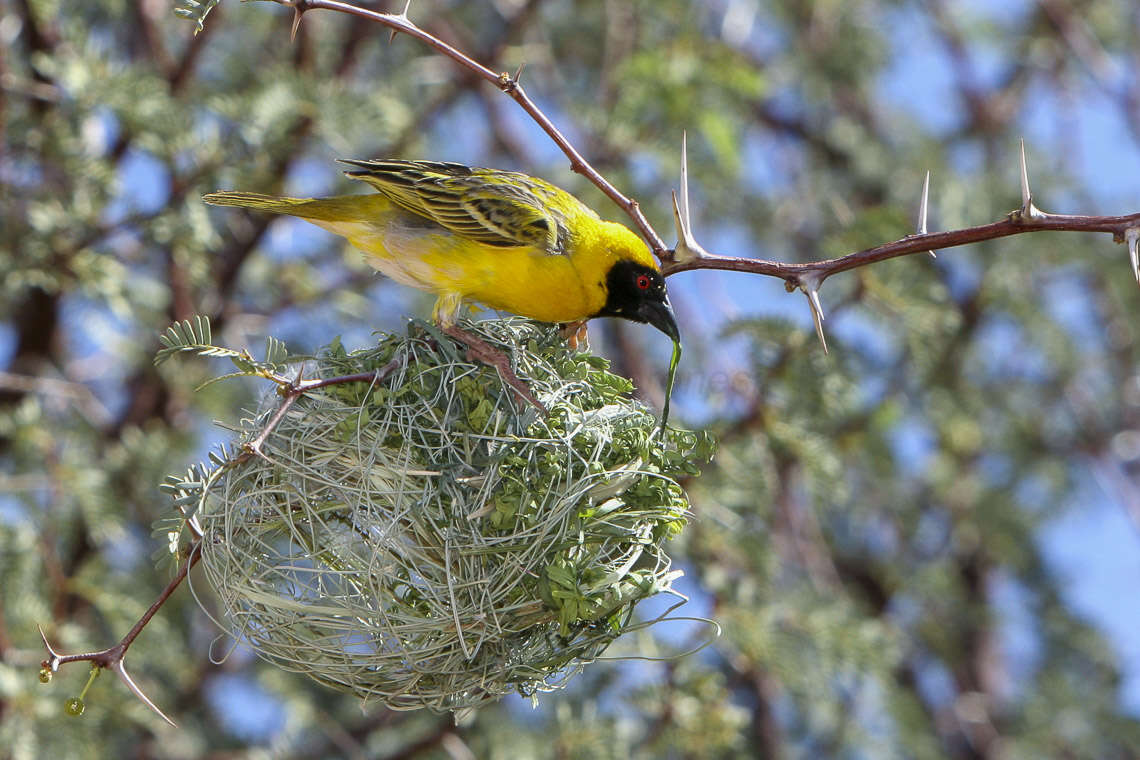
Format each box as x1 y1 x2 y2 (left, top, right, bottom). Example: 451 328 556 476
3 0 1140 757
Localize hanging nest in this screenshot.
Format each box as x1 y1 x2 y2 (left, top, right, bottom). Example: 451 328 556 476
190 318 712 712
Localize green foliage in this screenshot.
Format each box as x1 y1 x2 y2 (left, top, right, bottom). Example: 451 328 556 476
154 315 220 364
5 0 1140 756
155 316 293 392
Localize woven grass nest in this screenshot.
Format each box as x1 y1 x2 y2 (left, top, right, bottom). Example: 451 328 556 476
194 318 712 712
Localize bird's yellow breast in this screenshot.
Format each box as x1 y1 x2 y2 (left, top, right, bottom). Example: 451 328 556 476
206 163 661 327
322 211 647 325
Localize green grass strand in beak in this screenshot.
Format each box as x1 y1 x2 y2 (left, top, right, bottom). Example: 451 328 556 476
660 338 681 430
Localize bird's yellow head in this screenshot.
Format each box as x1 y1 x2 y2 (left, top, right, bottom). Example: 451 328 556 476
591 222 679 342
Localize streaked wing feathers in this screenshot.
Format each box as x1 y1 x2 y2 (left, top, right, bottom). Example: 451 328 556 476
339 159 580 253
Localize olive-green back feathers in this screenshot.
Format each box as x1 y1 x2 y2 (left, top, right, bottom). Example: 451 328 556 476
340 159 590 254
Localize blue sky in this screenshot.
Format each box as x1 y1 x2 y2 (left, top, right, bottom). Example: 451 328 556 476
877 2 1140 714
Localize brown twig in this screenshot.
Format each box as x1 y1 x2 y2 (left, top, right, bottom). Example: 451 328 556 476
269 0 668 255
38 543 203 726
244 357 405 458
662 208 1140 286
255 0 1140 356
36 355 405 724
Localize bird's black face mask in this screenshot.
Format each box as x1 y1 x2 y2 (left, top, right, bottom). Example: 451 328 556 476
595 260 680 341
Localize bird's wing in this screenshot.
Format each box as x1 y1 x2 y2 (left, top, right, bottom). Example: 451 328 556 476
340 160 574 253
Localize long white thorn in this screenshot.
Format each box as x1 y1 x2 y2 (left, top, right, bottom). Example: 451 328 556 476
115 661 177 727
671 131 710 263
290 5 304 42
919 170 935 258
800 274 828 354
918 171 930 234
1019 138 1031 209
1127 227 1140 285
1015 138 1045 221
679 131 690 227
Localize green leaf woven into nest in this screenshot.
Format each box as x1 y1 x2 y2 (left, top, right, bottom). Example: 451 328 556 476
185 318 713 713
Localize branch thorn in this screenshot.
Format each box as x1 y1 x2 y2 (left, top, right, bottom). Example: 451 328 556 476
38 625 177 726
389 0 412 43
1126 227 1140 285
38 625 62 672
290 4 304 42
799 274 829 354
1013 138 1046 222
114 661 177 727
918 170 936 257
671 132 710 264
513 62 526 85
1019 139 1031 208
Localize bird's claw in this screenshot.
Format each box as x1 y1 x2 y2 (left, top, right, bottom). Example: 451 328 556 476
559 321 589 351
442 325 548 415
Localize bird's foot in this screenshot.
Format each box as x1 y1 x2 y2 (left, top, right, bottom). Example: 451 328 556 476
441 324 548 415
559 320 589 351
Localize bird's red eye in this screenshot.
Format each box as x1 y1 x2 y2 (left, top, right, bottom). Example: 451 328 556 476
636 275 651 290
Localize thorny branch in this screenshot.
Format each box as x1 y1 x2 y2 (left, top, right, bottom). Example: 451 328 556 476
267 0 1140 352
243 356 404 458
662 209 1140 282
37 355 404 723
38 543 203 726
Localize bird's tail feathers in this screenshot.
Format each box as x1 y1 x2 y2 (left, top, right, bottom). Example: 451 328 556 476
202 192 380 222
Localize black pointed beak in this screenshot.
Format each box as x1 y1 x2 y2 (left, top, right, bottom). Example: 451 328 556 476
641 298 680 342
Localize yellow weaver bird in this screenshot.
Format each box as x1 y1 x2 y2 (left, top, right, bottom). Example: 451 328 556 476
204 160 678 410
203 159 678 340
